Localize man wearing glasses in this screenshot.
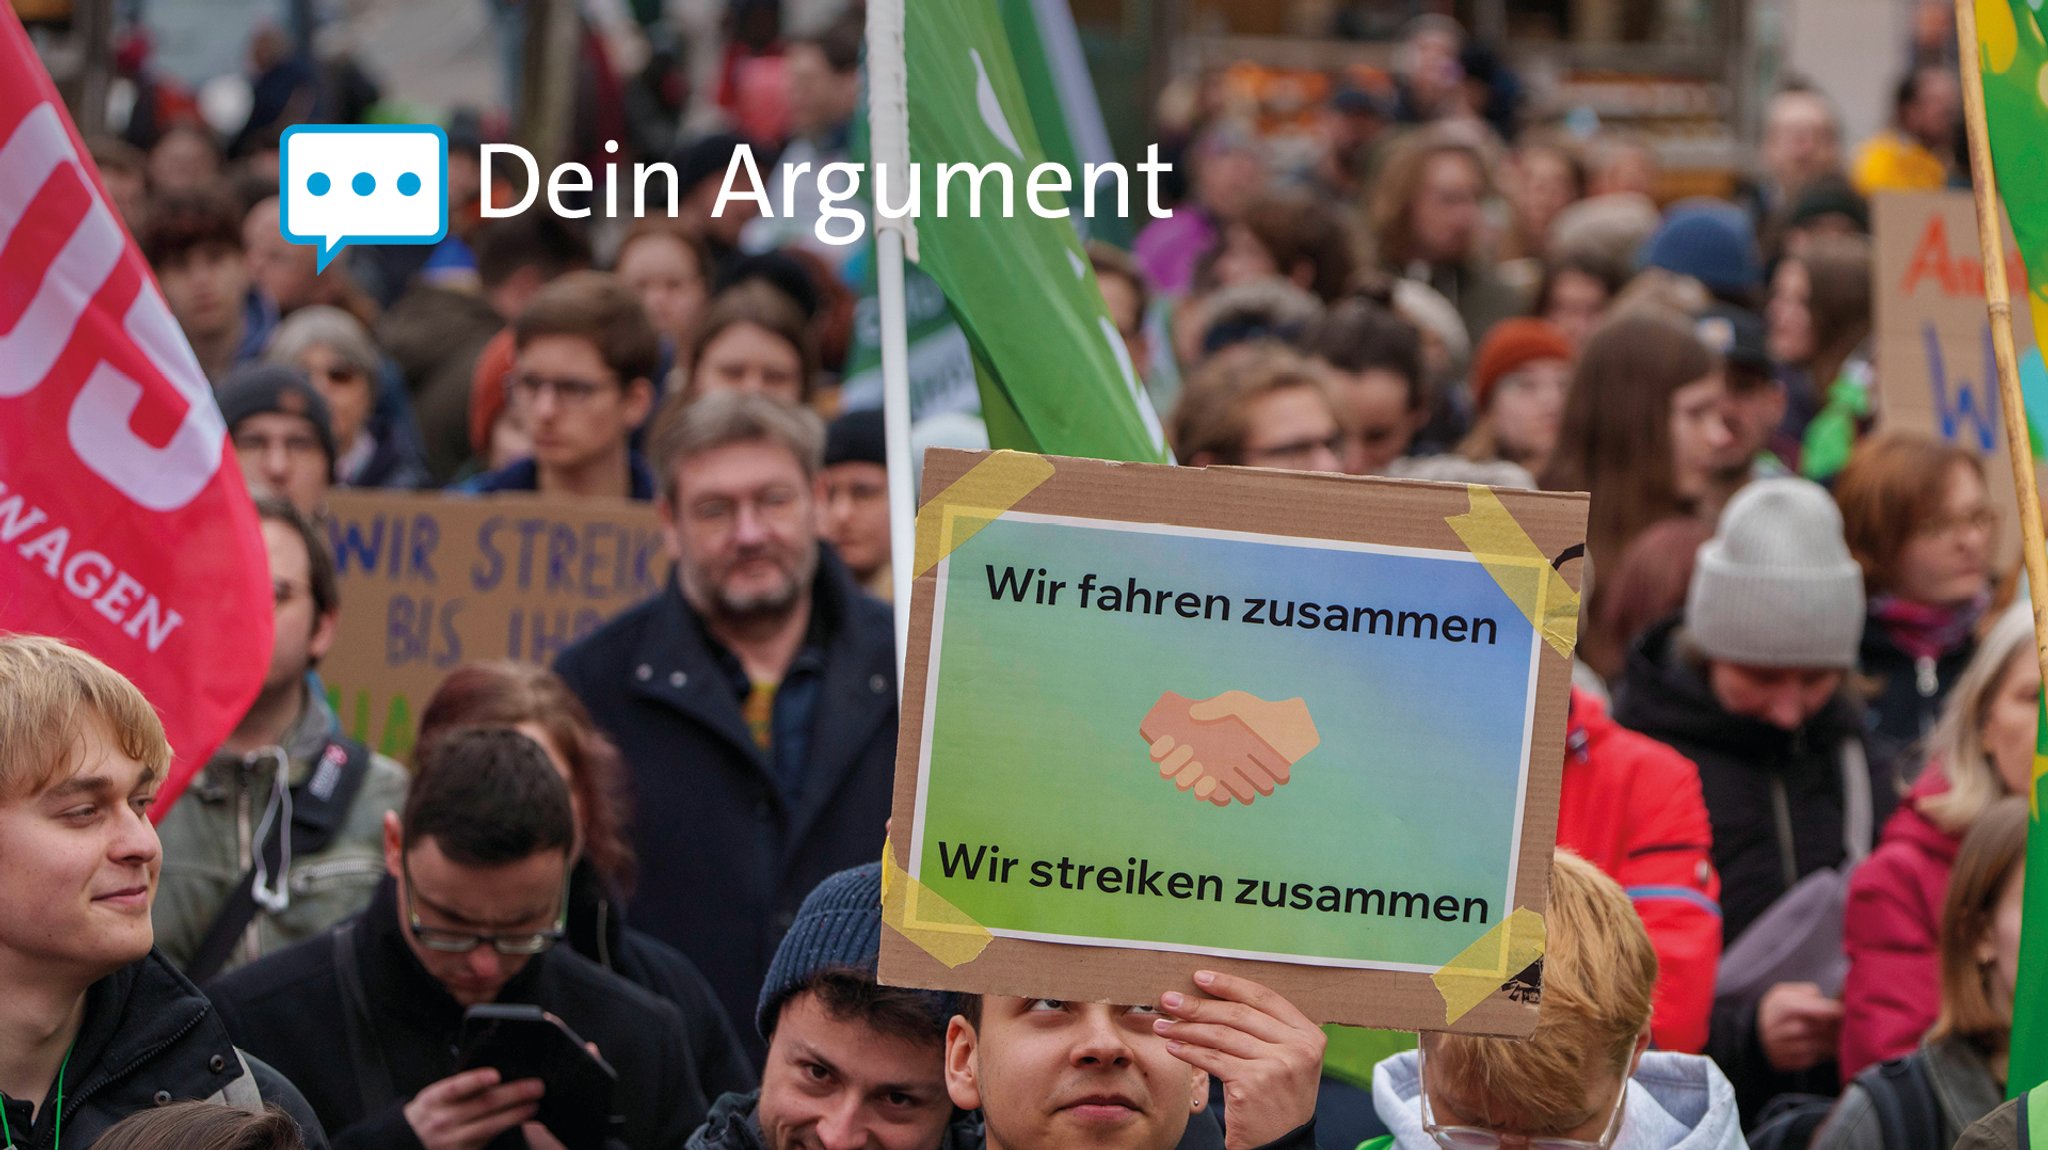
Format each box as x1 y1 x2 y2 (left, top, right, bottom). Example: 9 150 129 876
154 496 410 981
1366 851 1745 1150
460 272 661 502
208 727 709 1150
555 390 898 1063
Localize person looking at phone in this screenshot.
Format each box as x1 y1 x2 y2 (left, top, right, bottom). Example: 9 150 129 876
207 728 709 1150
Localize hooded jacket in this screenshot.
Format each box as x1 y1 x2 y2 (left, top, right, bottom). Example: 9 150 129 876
152 689 410 977
1858 619 1976 784
206 879 708 1150
1369 1049 1746 1150
1559 691 1721 1055
1839 768 1962 1080
1611 619 1893 948
0 951 326 1150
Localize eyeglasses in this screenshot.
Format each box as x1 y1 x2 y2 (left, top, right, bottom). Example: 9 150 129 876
684 486 805 528
401 856 570 955
1416 1040 1630 1150
510 372 616 406
1913 507 1996 542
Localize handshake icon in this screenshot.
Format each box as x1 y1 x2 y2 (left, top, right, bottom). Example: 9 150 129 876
1139 690 1321 808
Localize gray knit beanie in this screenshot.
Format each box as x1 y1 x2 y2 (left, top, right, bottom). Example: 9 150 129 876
1685 477 1865 668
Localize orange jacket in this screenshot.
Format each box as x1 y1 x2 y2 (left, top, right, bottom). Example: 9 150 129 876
1558 689 1723 1053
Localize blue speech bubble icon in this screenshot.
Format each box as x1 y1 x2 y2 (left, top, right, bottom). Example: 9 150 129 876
279 124 448 272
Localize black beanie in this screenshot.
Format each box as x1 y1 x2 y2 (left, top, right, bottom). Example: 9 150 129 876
824 408 886 469
216 362 337 466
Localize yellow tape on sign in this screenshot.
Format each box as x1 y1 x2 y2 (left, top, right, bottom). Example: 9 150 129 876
881 840 994 967
1431 906 1546 1026
912 451 1057 578
1445 485 1581 660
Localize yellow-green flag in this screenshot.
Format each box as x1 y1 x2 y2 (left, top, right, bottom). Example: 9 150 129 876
1973 0 2048 1098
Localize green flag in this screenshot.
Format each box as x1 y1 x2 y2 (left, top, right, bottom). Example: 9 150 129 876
872 0 1168 462
1971 1 2048 1095
996 0 1131 247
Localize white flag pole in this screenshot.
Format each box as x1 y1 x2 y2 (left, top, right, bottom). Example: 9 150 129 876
866 0 918 685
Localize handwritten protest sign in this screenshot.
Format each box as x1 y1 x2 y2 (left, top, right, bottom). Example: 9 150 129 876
320 489 665 757
881 450 1585 1037
1872 190 2042 571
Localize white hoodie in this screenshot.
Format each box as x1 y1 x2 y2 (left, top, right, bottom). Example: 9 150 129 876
1370 1049 1749 1150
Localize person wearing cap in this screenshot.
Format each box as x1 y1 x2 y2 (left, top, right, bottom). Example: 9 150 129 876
1693 303 1791 510
219 361 338 518
1611 478 1894 1125
688 863 976 1150
1457 317 1571 477
818 410 892 601
1638 199 1765 311
153 496 409 979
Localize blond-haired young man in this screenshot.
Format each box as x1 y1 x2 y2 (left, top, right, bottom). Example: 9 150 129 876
0 635 325 1149
1370 851 1744 1150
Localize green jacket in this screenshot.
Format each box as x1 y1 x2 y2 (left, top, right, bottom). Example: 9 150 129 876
152 689 409 976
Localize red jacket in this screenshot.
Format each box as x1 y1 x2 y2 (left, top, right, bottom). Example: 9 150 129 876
1839 768 1960 1080
1557 690 1722 1053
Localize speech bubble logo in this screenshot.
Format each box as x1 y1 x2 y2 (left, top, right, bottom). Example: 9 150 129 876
278 125 448 272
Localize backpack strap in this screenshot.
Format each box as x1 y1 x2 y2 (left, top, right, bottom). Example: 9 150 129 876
332 921 400 1116
188 737 375 982
1852 1055 1942 1150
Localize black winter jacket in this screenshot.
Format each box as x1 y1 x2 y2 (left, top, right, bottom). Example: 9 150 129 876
565 860 755 1102
1612 619 1895 947
0 951 325 1150
554 552 896 1061
206 879 708 1150
1857 616 1975 780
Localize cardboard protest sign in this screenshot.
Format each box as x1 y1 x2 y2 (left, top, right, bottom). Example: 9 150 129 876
320 489 666 758
881 450 1586 1036
1872 190 2041 571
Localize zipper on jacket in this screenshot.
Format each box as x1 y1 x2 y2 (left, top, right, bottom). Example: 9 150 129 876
1769 776 1798 892
1915 655 1938 699
56 1005 209 1139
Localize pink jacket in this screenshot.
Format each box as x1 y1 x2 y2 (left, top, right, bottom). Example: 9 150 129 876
1839 768 1961 1080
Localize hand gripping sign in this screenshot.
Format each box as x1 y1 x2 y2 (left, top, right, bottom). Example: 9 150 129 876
278 124 448 272
0 6 272 817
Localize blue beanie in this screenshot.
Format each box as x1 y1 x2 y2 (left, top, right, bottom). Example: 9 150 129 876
755 862 957 1040
1638 199 1761 297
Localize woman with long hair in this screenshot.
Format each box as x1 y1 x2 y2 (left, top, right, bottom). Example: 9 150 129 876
1815 798 2028 1149
1541 308 1732 677
417 662 754 1099
1840 604 2038 1079
1369 128 1527 343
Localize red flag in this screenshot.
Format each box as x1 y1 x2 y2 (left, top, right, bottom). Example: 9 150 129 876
0 7 272 817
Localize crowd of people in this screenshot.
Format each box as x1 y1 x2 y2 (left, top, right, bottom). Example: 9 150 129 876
4 0 2043 1148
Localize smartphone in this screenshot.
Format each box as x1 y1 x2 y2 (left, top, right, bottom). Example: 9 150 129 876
454 1004 619 1150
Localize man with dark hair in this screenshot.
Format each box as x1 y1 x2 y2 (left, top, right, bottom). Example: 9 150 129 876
154 495 409 980
208 728 711 1150
458 271 661 500
689 863 974 1150
817 409 891 599
555 391 896 1061
142 185 276 382
1304 299 1427 474
217 362 338 517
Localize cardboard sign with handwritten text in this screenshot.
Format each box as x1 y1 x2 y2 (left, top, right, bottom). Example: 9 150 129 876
319 489 666 758
1872 190 2039 571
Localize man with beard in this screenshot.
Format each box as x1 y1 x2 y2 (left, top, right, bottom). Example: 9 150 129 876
555 390 896 1061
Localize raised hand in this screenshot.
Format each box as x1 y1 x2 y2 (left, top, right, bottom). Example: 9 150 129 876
1140 690 1320 807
